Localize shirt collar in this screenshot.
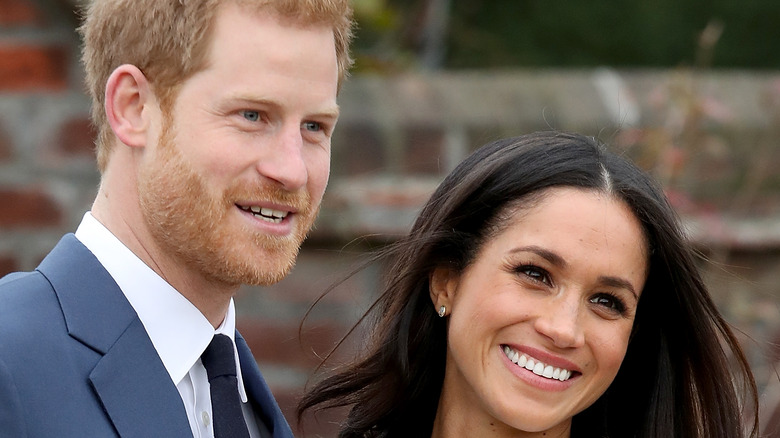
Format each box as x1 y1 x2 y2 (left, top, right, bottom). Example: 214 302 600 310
74 212 249 402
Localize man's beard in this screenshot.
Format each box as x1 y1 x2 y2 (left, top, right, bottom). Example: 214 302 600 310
137 119 318 287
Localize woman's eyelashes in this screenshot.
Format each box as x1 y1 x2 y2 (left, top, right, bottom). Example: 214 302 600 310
588 292 628 316
515 264 552 286
513 263 631 317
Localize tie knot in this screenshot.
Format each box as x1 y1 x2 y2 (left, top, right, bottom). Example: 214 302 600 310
201 334 237 382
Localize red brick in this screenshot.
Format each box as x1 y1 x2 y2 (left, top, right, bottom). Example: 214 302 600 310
250 365 349 435
237 319 353 368
0 0 43 26
403 125 445 175
279 388 347 437
58 117 96 157
239 248 371 305
332 123 386 176
262 387 348 436
0 44 68 91
0 255 19 277
0 186 63 228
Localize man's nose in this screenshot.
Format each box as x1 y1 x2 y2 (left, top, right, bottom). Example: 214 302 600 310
255 124 307 190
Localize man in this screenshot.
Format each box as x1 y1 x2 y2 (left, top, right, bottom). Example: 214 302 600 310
0 0 353 436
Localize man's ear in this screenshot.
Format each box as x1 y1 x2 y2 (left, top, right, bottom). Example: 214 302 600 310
104 64 154 148
429 266 459 315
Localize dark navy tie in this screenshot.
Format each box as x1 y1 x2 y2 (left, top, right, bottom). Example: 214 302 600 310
201 334 251 438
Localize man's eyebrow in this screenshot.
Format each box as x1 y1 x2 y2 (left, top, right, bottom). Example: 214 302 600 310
509 245 567 268
310 104 340 120
227 95 340 119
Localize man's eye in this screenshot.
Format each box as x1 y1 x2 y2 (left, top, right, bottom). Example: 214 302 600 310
241 110 260 122
303 121 322 132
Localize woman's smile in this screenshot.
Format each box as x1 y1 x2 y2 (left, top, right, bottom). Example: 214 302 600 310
432 186 648 436
501 345 575 382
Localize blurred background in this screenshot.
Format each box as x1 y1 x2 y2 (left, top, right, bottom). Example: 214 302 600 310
1 0 779 435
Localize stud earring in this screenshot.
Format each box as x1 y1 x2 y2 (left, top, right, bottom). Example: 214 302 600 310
438 305 446 317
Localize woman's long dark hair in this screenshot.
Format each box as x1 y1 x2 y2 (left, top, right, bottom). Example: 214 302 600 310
297 131 758 438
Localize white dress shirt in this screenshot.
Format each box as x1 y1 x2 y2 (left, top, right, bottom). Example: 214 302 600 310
75 212 262 438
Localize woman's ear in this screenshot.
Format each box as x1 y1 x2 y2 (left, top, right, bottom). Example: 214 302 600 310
429 267 459 316
104 64 154 148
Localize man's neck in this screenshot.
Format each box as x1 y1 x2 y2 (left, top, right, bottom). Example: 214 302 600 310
91 190 236 328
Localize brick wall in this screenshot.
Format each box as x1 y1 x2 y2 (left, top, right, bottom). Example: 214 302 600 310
2 1 780 435
0 0 95 271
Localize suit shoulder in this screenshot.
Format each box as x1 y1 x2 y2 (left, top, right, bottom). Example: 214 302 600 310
0 270 54 306
0 270 63 345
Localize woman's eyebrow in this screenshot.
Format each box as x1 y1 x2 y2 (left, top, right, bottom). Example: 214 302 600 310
509 245 567 268
598 276 639 300
510 246 640 300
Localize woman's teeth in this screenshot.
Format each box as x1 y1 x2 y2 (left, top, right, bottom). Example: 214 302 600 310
502 345 573 382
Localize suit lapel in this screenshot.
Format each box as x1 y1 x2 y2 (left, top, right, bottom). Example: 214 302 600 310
236 333 294 438
38 235 191 437
90 318 192 437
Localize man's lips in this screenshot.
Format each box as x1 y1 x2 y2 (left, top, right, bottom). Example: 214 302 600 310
237 204 291 224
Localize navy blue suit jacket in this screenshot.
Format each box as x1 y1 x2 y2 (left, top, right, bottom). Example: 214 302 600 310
0 235 293 437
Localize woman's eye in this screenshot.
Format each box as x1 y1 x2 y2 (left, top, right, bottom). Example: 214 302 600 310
303 121 322 132
517 265 551 286
589 293 627 314
241 110 260 122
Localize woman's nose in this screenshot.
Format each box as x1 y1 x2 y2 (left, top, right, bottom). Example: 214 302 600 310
533 297 586 349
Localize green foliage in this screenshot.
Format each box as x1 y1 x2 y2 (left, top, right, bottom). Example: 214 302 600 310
352 0 780 71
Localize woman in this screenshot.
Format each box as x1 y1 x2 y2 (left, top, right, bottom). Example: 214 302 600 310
298 131 758 437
